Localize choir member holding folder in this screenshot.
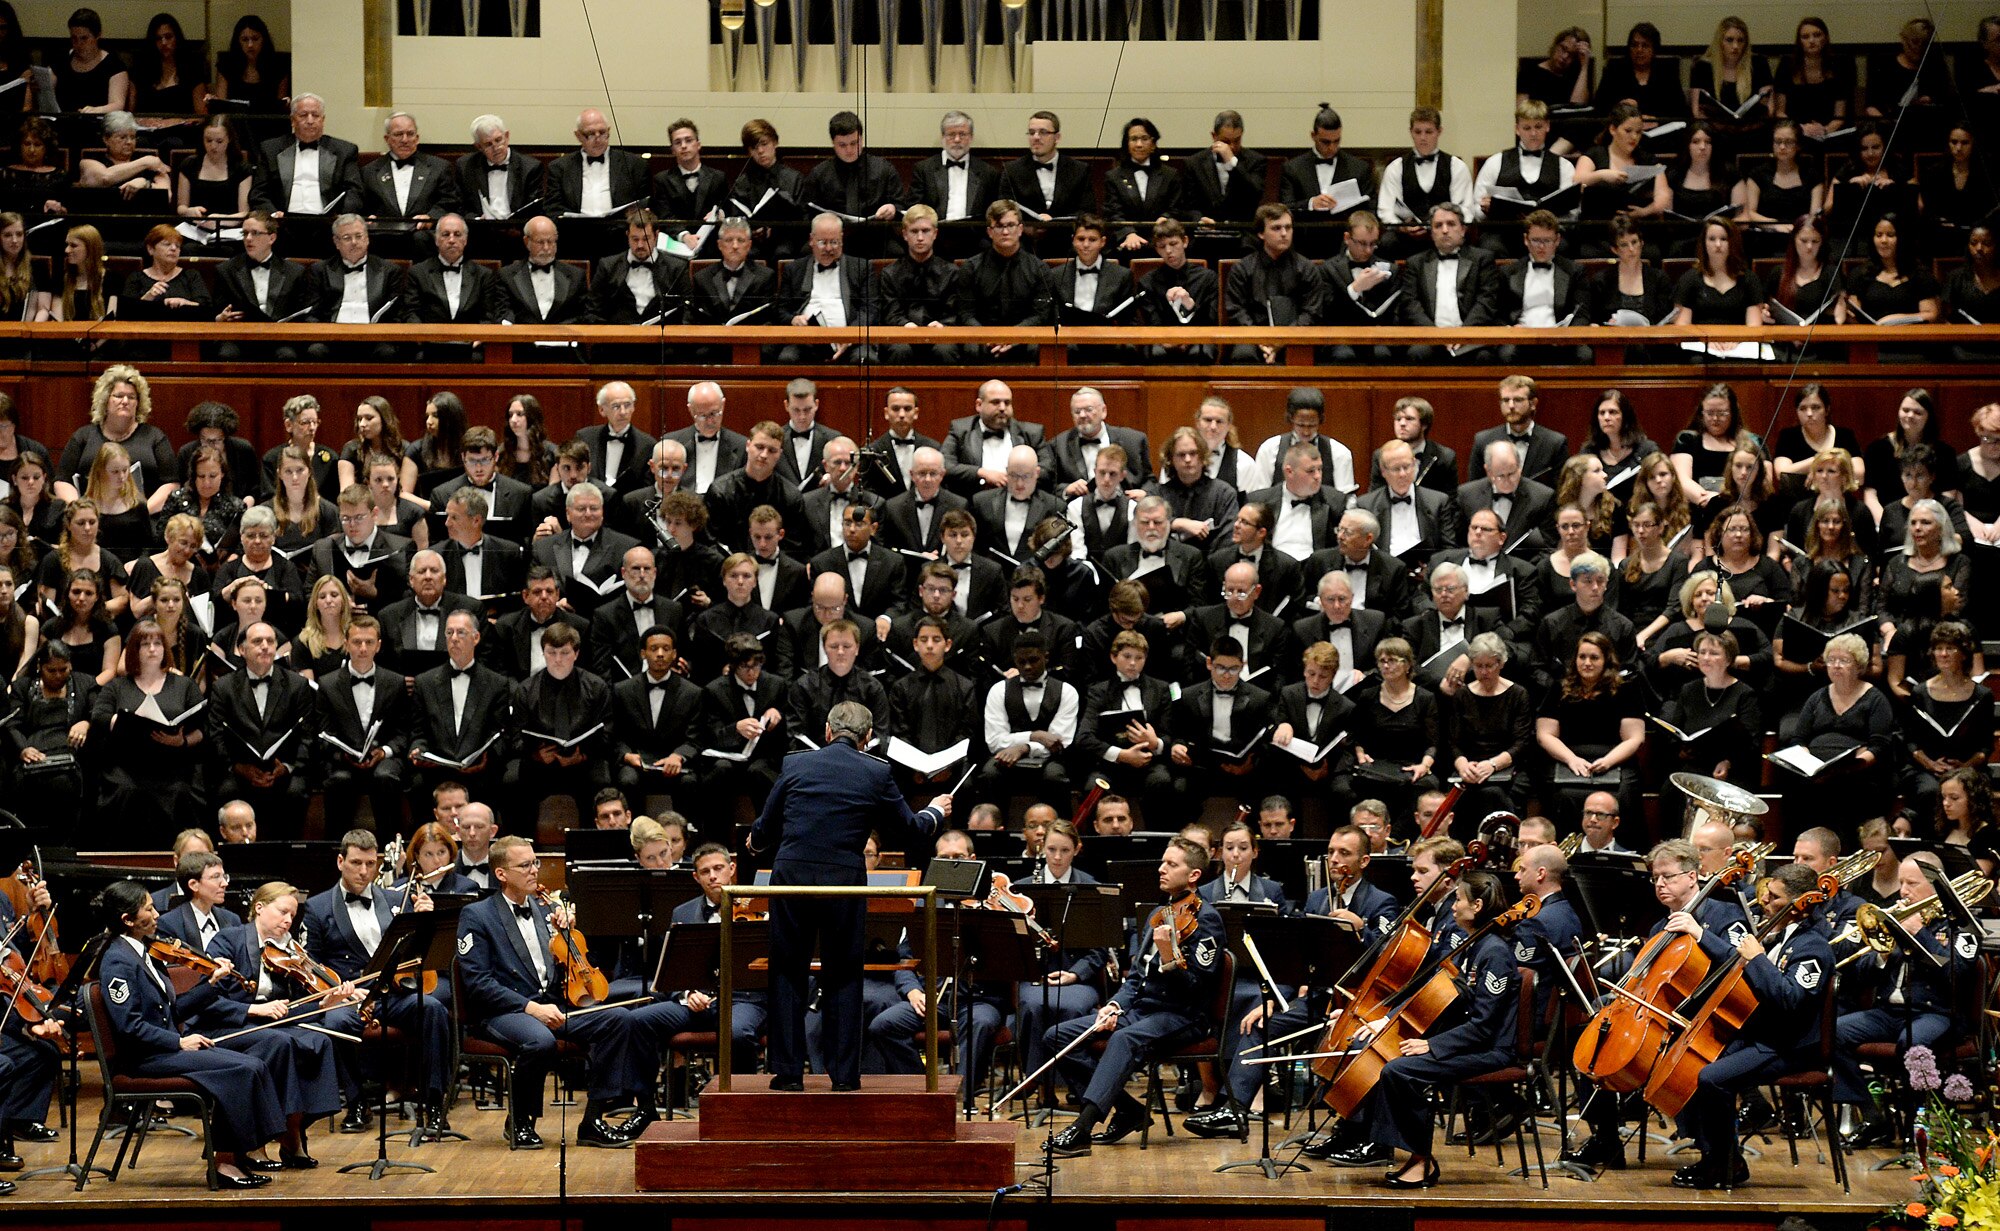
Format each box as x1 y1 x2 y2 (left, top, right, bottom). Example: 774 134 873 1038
92 619 207 846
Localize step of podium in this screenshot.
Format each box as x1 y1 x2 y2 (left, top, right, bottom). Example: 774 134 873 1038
633 1075 1021 1193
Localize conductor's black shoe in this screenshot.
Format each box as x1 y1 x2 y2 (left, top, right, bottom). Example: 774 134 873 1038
507 1123 544 1150
339 1106 371 1134
1184 1104 1248 1139
1326 1141 1396 1168
1560 1134 1627 1170
830 1080 861 1092
577 1116 635 1148
1049 1124 1093 1157
620 1108 658 1137
769 1076 805 1092
10 1122 56 1144
1092 1102 1152 1145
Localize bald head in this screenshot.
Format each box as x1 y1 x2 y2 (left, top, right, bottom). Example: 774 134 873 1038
1005 445 1039 498
811 571 848 614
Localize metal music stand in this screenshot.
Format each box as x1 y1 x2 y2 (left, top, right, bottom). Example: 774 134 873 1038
946 908 1044 1117
1013 884 1123 1122
1217 913 1324 1179
341 902 466 1176
18 933 113 1185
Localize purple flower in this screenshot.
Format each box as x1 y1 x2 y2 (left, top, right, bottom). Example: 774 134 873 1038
1944 1073 1975 1102
1908 1045 1943 1093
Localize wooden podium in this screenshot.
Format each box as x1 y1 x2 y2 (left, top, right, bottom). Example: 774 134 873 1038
633 1074 1020 1192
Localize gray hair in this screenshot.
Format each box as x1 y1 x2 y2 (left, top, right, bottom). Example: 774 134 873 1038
1342 508 1381 538
595 381 634 409
1466 631 1509 664
239 505 277 534
827 701 874 743
1905 497 1961 556
1569 550 1609 581
1134 494 1171 520
470 114 507 142
382 110 418 137
102 111 138 137
939 110 973 133
291 93 326 116
1483 437 1521 470
1429 201 1467 225
331 212 366 233
1824 632 1869 667
565 481 604 511
687 379 724 407
717 216 751 239
1429 561 1465 591
447 486 489 520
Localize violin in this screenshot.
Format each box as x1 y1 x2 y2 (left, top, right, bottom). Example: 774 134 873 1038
1145 889 1201 967
0 919 69 1049
11 858 70 985
148 934 254 992
261 934 344 997
1641 872 1838 1118
972 872 1056 952
537 891 609 1008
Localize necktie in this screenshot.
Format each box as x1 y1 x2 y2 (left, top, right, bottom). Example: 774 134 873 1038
441 262 463 274
816 262 840 274
1077 266 1098 277
248 258 272 270
649 679 670 692
249 676 270 690
345 262 367 274
530 262 553 274
346 892 371 907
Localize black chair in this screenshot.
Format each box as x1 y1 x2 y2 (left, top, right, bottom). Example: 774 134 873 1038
79 980 218 1191
1759 979 1848 1193
1443 968 1549 1188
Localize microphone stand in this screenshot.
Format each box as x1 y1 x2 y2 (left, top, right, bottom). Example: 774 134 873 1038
1020 874 1075 1129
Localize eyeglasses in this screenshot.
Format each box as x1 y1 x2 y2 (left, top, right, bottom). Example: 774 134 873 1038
1650 871 1692 884
1583 810 1618 820
989 221 1022 232
1221 588 1253 600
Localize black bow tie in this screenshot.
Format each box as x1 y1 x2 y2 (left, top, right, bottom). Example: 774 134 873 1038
1035 158 1056 169
1077 266 1099 276
530 262 554 274
1142 547 1166 559
512 903 533 919
248 257 272 271
1441 617 1464 630
627 256 653 270
606 430 631 446
487 162 509 174
346 892 371 907
297 140 319 152
1388 493 1413 505
1009 496 1032 505
1412 153 1437 166
981 428 1007 440
573 535 596 550
1518 146 1542 158
847 550 869 565
1508 433 1532 446
248 675 270 689
1095 497 1121 509
440 262 463 274
585 154 605 166
789 428 815 441
351 670 375 684
1316 157 1340 167
449 662 475 677
648 678 671 691
345 262 367 274
722 266 743 282
391 156 415 170
1435 252 1458 263
815 262 840 274
1530 261 1553 272
945 158 967 170
458 542 483 557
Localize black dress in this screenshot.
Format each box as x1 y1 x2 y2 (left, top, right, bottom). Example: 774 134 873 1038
1747 165 1816 224
1864 435 1963 507
1579 144 1661 221
1878 553 1975 625
1780 685 1897 834
1917 163 1998 248
1943 268 2000 325
1692 554 1792 637
1658 676 1763 790
93 505 152 561
1535 683 1644 822
132 76 200 114
175 164 253 220
1593 58 1689 118
57 425 177 502
53 54 121 112
1771 425 1861 476
1441 683 1533 824
1350 683 1441 819
1770 267 1844 321
1666 168 1733 221
1608 551 1689 627
1846 268 1940 324
1585 263 1676 324
1649 615 1774 696
1774 63 1848 129
1788 550 1875 618
90 673 207 845
0 166 66 215
1672 269 1764 323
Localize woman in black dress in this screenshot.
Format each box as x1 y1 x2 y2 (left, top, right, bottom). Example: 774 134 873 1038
363 452 427 544
1584 216 1675 327
1788 496 1874 619
54 9 127 115
1555 454 1626 558
0 513 36 613
1349 637 1440 824
1765 217 1846 328
1592 22 1687 122
1535 631 1645 827
1877 444 1971 557
1649 571 1773 699
502 394 558 489
127 12 207 152
1687 17 1773 160
1103 118 1184 252
1773 18 1849 143
1773 560 1878 719
36 499 127 622
1778 632 1897 844
152 444 243 567
1714 445 1787 548
212 15 290 115
1518 26 1593 110
291 575 352 681
1917 127 1996 254
1612 500 1689 645
2 119 66 219
1664 125 1741 253
1863 19 1955 152
1771 383 1860 495
1583 387 1658 476
1961 403 2000 638
1655 628 1763 793
120 224 211 322
407 392 467 499
6 450 66 548
148 575 204 683
1944 226 2000 361
0 559 36 680
173 117 253 249
1933 767 2000 874
41 224 114 324
1672 218 1764 327
1440 633 1532 834
1694 504 1792 636
81 440 152 562
127 511 209 622
1826 126 1914 252
212 506 305 639
1864 388 1959 525
338 395 419 494
1671 382 1760 533
1741 121 1824 256
6 641 94 828
59 365 179 514
1574 104 1670 231
1899 622 1990 826
48 568 120 687
1844 213 1940 329
1884 571 1981 697
1880 498 1973 647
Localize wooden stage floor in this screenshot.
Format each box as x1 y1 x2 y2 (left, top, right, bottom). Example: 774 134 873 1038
2 1088 1910 1229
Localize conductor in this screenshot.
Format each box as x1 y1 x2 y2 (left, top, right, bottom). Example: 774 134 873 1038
750 700 951 1090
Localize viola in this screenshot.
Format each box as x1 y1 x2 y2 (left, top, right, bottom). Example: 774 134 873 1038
11 858 70 985
538 891 609 1008
1145 889 1201 966
261 934 343 997
975 872 1055 952
147 934 254 992
0 917 69 1047
1641 872 1838 1118
1571 847 1762 1092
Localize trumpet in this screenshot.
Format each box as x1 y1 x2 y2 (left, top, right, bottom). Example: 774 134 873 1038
1834 872 1994 967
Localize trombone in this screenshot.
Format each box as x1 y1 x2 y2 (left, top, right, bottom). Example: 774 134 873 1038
1834 871 1994 968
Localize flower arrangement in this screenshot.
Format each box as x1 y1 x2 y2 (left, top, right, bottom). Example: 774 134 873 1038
1874 1046 1997 1231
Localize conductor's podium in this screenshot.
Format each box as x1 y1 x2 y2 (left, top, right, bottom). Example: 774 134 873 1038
633 1074 1020 1192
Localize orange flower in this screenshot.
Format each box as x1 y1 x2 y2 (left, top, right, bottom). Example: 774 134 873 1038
1936 1216 1959 1228
1938 1165 1961 1177
1978 1146 1993 1167
1915 1175 1931 1183
1908 1202 1929 1218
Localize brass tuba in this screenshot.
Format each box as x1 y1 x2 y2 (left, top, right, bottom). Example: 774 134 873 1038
1670 772 1769 839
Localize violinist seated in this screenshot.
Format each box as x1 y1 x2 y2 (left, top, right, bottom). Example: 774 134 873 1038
207 622 320 840
191 881 353 1172
1315 870 1522 1189
457 836 680 1150
0 884 65 1173
1011 820 1107 1089
156 851 243 955
95 881 289 1190
1658 863 1836 1191
1188 823 1396 1139
298 830 455 1136
1047 837 1226 1157
652 843 766 1073
1564 838 1753 1172
391 822 482 899
866 830 1012 1089
1832 853 1978 1150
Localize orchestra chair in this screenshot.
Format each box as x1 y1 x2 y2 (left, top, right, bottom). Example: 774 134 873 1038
448 964 584 1148
1852 954 1990 1172
660 1029 717 1121
1119 951 1233 1148
1441 968 1549 1188
80 980 220 1191
1757 980 1848 1193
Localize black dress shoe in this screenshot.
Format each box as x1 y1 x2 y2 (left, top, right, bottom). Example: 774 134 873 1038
1383 1156 1441 1189
0 1178 14 1195
621 1108 658 1137
1091 1102 1152 1145
769 1076 805 1092
214 1170 272 1188
339 1107 372 1134
1327 1141 1396 1168
577 1116 635 1148
508 1123 545 1150
1184 1104 1248 1139
830 1080 861 1092
279 1152 318 1170
1560 1134 1627 1170
1301 1126 1364 1160
243 1155 284 1172
10 1123 57 1144
1841 1117 1891 1150
1471 1107 1526 1147
0 1150 22 1172
1049 1123 1092 1157
1737 1092 1778 1135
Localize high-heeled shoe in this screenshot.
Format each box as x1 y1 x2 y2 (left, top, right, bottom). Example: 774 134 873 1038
1383 1155 1440 1190
213 1169 272 1189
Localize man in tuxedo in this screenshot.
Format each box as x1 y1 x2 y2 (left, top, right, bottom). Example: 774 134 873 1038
1369 396 1461 496
1181 561 1303 686
310 484 414 613
1042 386 1150 498
651 118 730 256
1252 387 1357 495
1051 216 1137 348
252 93 363 216
940 379 1045 495
695 634 789 821
376 550 482 678
801 110 906 225
999 110 1095 222
315 616 412 831
208 623 317 836
1357 440 1462 568
974 631 1078 802
436 476 530 599
1319 212 1403 361
588 208 692 327
1374 107 1477 259
1180 109 1268 225
1251 442 1348 562
874 207 964 365
953 201 1055 363
1425 509 1541 649
664 380 748 499
307 214 408 360
1498 211 1592 364
589 546 686 682
774 378 840 489
928 510 1005 620
798 436 877 559
361 111 462 223
689 218 776 342
973 445 1066 563
1471 99 1575 239
1065 445 1137 563
402 214 497 362
882 564 984 685
459 114 541 224
1402 201 1503 363
530 483 641 617
706 421 804 552
864 386 940 498
1316 507 1416 621
1468 374 1572 485
1225 204 1325 363
575 380 658 496
1279 103 1377 246
909 109 1000 236
1137 219 1219 363
1457 440 1559 560
1293 570 1387 695
527 442 592 536
1168 635 1274 806
1207 504 1304 615
408 610 517 801
1102 496 1211 618
770 213 877 365
714 506 795 615
609 626 703 800
1403 562 1505 693
617 440 684 546
496 216 589 325
210 211 308 359
487 567 590 681
542 108 649 217
1076 628 1176 822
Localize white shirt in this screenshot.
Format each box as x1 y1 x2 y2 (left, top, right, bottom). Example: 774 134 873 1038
1227 615 1253 669
1034 156 1058 204
644 669 672 722
1432 253 1465 329
692 436 721 493
440 262 464 316
250 261 273 314
982 677 1079 765
1384 491 1421 558
336 262 371 325
947 558 972 613
791 430 816 480
1327 626 1356 688
1132 163 1152 199
1002 496 1030 554
287 143 323 214
1214 152 1236 194
484 163 511 219
459 541 485 598
944 156 970 220
243 669 273 720
528 628 547 676
1375 153 1475 226
192 906 221 950
845 548 868 600
390 160 416 214
124 935 169 993
1463 554 1501 593
346 891 382 955
1470 146 1577 223
1272 491 1317 559
509 899 549 985
1210 689 1236 742
884 434 918 486
349 665 377 729
580 155 613 216
755 555 778 608
450 667 471 733
1304 688 1329 734
625 257 658 314
1519 262 1558 327
1071 262 1102 313
1254 433 1356 494
529 263 556 318
413 604 443 652
807 264 847 328
1436 611 1467 654
604 434 628 485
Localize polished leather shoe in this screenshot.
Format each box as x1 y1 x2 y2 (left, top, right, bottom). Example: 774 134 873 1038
339 1106 372 1134
830 1080 861 1092
214 1170 271 1189
243 1155 285 1172
1301 1126 1363 1160
1327 1141 1396 1168
279 1152 318 1170
1184 1105 1248 1140
621 1108 658 1137
1559 1134 1627 1170
1092 1102 1152 1145
10 1122 57 1144
0 1150 23 1172
1737 1093 1778 1135
1383 1156 1440 1189
508 1123 545 1150
576 1116 634 1148
1841 1117 1891 1151
1049 1124 1092 1157
769 1076 805 1092
0 1178 14 1195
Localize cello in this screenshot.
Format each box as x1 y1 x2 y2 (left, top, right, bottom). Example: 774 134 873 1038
1641 872 1838 1118
1571 847 1763 1093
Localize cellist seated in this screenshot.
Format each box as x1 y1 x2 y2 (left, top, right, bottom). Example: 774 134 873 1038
1046 838 1226 1157
1315 870 1520 1189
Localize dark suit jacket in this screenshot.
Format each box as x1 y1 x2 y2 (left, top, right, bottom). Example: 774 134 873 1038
431 474 536 543
401 256 498 324
971 488 1067 561
358 151 461 218
938 415 1047 495
925 553 1006 621
154 901 242 954
776 422 841 489
375 593 483 677
663 425 750 488
1467 424 1572 485
690 260 778 326
253 134 363 213
1402 246 1504 327
1205 543 1306 614
1101 161 1183 243
1355 487 1463 565
1137 258 1219 329
1244 483 1348 557
1040 425 1152 493
1291 606 1389 681
587 594 687 680
610 670 703 766
542 149 650 216
531 526 643 616
1321 249 1406 327
908 152 1002 222
1168 679 1274 759
211 254 309 323
1182 603 1302 686
574 424 659 496
434 533 526 602
487 608 591 680
456 891 557 1017
795 485 879 558
1101 540 1211 616
697 671 788 772
1454 477 1559 558
774 253 877 327
1076 673 1176 765
495 259 589 324
1400 605 1506 690
650 163 730 225
308 254 409 323
1420 549 1541 643
1369 440 1461 496
305 529 414 611
878 487 965 555
1502 255 1590 326
207 663 319 775
314 664 413 766
1225 248 1326 325
1271 680 1357 765
1050 260 1136 321
588 249 693 324
750 739 944 872
409 660 518 766
998 154 1095 218
1279 150 1376 218
808 542 907 619
455 148 542 221
1306 545 1417 621
748 551 810 614
1179 148 1268 222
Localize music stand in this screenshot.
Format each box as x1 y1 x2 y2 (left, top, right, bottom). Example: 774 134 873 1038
568 867 702 980
1217 913 1327 1179
1362 853 1414 903
968 830 1022 861
218 841 343 904
1014 884 1124 1123
1100 860 1163 927
340 902 466 1178
947 908 1044 1117
1073 832 1174 880
1566 859 1661 955
562 829 635 865
19 933 112 1185
1254 839 1321 904
923 857 987 901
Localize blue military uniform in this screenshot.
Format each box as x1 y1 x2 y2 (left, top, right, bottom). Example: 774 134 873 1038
299 883 454 1106
1832 917 1975 1105
1014 868 1108 1077
1513 888 1584 1016
189 924 344 1127
155 900 242 954
867 915 1011 1091
658 893 767 1071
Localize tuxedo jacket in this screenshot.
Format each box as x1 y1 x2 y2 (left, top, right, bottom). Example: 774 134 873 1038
1355 486 1464 563
1101 162 1184 241
487 608 590 680
1076 673 1176 764
663 425 750 487
375 592 484 677
358 151 462 218
882 609 986 684
456 148 542 221
438 535 527 600
781 606 883 678
574 423 660 496
401 255 499 324
495 259 589 324
1169 680 1274 758
971 487 1067 561
1040 425 1153 493
923 553 1007 621
1136 258 1218 329
650 163 730 224
430 475 536 543
211 253 309 323
1421 548 1542 643
1101 540 1211 616
1271 680 1357 762
1321 249 1406 327
530 525 643 616
306 530 414 610
409 660 518 765
1402 246 1504 327
1454 477 1559 559
1467 424 1572 486
997 154 1096 218
609 671 704 764
776 422 841 488
809 543 907 619
1051 260 1136 321
1369 440 1461 496
774 253 877 327
542 149 650 216
795 485 880 559
307 254 410 323
1400 605 1507 689
1244 483 1348 556
938 414 1047 496
1179 148 1269 222
1279 150 1377 217
908 152 1002 222
1502 255 1590 326
1205 543 1305 614
207 665 319 769
690 260 778 326
696 671 789 771
1291 607 1389 677
746 551 810 615
253 133 363 213
314 664 413 765
878 487 966 555
1306 546 1417 622
1181 603 1303 685
587 249 693 325
587 593 687 681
